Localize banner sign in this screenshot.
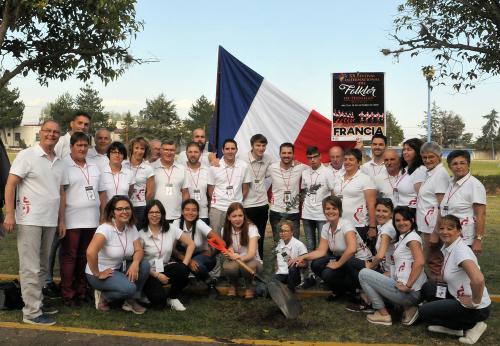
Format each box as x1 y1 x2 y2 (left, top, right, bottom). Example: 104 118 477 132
331 72 385 141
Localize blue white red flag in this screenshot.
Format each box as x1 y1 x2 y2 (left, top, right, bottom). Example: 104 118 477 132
210 46 351 163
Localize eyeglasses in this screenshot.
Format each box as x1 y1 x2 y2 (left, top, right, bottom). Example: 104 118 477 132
279 229 292 233
148 211 161 215
115 207 131 212
109 151 123 156
41 129 60 134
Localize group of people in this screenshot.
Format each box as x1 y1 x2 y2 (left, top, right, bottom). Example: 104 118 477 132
332 111 385 124
1 111 491 344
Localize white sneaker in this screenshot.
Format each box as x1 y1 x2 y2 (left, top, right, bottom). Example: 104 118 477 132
459 322 487 344
428 325 464 336
167 298 186 311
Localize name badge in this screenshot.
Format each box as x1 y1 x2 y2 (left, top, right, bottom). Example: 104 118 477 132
436 282 447 299
122 260 127 272
226 185 234 197
254 179 260 184
283 190 292 203
165 183 173 196
442 205 449 211
85 186 96 200
193 189 201 201
309 192 317 203
154 258 164 273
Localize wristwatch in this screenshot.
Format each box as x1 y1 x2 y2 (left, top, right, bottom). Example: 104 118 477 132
475 235 484 241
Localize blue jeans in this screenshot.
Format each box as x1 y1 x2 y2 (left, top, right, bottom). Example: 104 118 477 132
311 255 364 295
86 259 150 303
269 210 300 243
191 253 216 281
359 268 420 310
302 219 325 252
275 266 301 292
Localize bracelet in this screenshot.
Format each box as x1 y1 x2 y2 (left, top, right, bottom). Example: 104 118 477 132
405 283 413 289
368 226 377 229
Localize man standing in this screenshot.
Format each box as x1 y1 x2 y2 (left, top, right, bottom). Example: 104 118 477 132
59 132 107 307
87 128 111 171
148 139 161 163
54 112 91 159
3 120 66 325
268 143 306 242
242 134 272 259
361 134 387 180
375 149 403 204
151 140 189 222
184 142 210 224
325 145 345 181
177 128 212 167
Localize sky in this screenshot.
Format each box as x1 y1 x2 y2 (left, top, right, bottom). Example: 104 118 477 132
10 0 500 140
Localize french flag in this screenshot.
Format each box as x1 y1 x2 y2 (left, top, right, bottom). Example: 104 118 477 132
210 46 351 163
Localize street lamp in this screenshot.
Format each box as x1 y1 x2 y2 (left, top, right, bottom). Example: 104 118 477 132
422 66 435 143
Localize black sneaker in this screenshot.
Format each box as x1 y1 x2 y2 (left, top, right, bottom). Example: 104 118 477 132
23 314 56 326
208 283 219 299
299 277 316 289
41 305 59 315
345 301 374 313
42 282 61 298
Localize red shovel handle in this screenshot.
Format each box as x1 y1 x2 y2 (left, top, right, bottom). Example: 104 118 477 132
207 237 257 277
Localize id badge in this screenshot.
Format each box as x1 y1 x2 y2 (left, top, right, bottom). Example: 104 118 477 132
226 185 234 197
165 183 173 196
154 258 163 273
193 189 201 201
85 186 96 200
122 260 127 272
254 179 260 184
442 205 449 215
283 190 292 203
393 188 399 203
436 282 447 299
309 192 316 204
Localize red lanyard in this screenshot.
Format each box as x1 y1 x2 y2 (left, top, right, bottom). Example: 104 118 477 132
340 173 356 194
393 172 408 189
162 165 174 184
224 164 235 186
188 167 201 189
372 164 384 176
151 229 164 258
232 230 242 253
387 172 401 189
113 225 128 258
445 175 471 205
441 239 461 278
309 168 320 187
327 224 337 253
280 165 293 191
77 164 91 185
112 172 121 195
249 153 262 180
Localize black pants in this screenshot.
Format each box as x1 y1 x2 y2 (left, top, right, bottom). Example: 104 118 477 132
275 266 301 292
244 205 269 259
311 256 365 295
143 262 189 307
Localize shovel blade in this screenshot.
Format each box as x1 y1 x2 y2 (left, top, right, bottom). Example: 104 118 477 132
266 278 303 319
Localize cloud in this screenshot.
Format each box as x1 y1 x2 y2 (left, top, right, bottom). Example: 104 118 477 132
174 99 193 110
26 97 50 107
102 99 142 107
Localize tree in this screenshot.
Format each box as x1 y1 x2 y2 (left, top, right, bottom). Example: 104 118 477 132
0 83 25 141
75 83 115 131
40 92 75 132
137 94 185 143
121 111 137 145
476 109 499 149
385 111 404 146
382 1 500 91
0 0 144 88
185 95 214 132
420 103 472 147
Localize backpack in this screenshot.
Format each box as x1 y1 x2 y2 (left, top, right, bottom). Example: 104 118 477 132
0 280 24 310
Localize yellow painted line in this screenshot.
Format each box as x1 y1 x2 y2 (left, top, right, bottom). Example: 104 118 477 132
0 322 413 346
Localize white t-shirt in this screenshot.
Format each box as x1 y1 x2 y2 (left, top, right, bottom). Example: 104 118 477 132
151 161 188 220
221 224 261 261
275 237 308 275
325 164 345 183
333 170 376 227
301 165 335 220
171 218 212 252
394 165 426 208
123 160 155 207
100 164 136 202
268 162 307 214
62 156 105 229
54 132 71 159
139 225 183 268
208 159 252 212
375 220 396 273
392 231 427 290
440 173 487 245
441 238 491 309
87 148 109 172
10 144 66 227
416 164 450 233
361 159 387 181
85 223 140 274
185 165 210 218
241 151 273 208
320 219 372 260
374 170 402 205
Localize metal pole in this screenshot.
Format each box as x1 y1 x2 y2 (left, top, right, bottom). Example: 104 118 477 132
492 138 496 160
427 79 432 143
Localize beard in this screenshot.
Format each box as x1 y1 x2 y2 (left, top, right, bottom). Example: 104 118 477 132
198 142 206 151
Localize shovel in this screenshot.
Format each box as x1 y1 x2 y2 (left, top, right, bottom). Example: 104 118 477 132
208 238 303 319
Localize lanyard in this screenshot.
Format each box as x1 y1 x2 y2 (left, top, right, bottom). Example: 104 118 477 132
372 163 384 176
249 153 262 180
162 165 174 184
440 239 461 279
445 175 471 205
280 165 293 191
327 224 338 253
393 172 408 190
77 163 91 185
340 173 356 195
387 172 401 189
232 230 242 254
224 164 235 187
309 168 320 188
151 229 164 258
188 167 201 189
394 230 414 253
112 172 121 195
113 224 128 258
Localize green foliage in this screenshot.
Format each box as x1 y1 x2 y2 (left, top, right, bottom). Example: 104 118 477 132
476 109 500 150
185 95 214 132
383 0 500 91
75 83 115 132
121 111 137 145
40 92 75 131
385 111 404 146
137 94 187 144
475 175 500 195
0 0 143 88
0 84 24 129
420 103 472 147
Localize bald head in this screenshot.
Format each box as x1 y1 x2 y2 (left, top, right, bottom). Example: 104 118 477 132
149 139 161 162
329 146 344 170
94 128 111 155
383 149 401 175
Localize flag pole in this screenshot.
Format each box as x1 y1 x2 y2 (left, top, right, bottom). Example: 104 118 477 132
211 46 223 157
